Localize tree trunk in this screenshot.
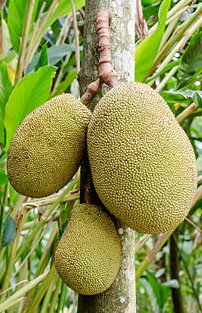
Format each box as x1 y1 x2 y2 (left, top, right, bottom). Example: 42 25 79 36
78 1 136 313
170 231 185 313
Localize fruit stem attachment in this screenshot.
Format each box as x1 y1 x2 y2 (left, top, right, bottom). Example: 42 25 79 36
81 10 118 104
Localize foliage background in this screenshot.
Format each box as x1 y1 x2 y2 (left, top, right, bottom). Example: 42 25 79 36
0 0 201 312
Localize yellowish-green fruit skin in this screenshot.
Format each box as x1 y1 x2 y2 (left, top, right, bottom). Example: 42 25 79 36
54 204 121 295
7 94 91 198
87 83 197 234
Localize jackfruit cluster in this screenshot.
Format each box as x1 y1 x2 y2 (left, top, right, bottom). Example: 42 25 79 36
54 204 121 295
7 94 91 198
87 82 197 234
7 83 197 296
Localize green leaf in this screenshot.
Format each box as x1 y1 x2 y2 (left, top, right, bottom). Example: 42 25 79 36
4 66 56 151
143 271 170 309
0 62 13 145
27 44 73 73
35 43 48 70
0 170 8 185
182 36 202 74
48 44 75 66
135 0 171 82
59 222 68 241
146 60 180 83
161 90 202 106
40 0 85 38
8 0 29 52
2 215 17 247
8 0 39 52
54 70 77 95
1 19 12 57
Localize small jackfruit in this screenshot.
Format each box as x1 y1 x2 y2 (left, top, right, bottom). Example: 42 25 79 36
7 94 91 198
54 204 121 295
87 82 197 234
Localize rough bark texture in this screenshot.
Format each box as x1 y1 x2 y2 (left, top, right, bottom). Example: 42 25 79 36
78 1 136 313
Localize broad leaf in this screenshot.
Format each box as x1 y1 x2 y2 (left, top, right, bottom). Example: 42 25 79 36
41 0 85 35
2 215 17 247
4 66 56 151
8 0 28 52
0 170 8 185
0 62 13 145
161 90 202 106
48 44 75 66
143 271 170 309
28 44 75 72
8 0 39 52
1 19 12 57
135 0 171 82
35 43 48 70
26 0 84 66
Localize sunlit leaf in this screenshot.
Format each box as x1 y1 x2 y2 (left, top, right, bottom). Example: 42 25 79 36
8 0 28 52
39 0 85 41
161 90 202 106
1 19 12 58
8 0 39 52
0 62 13 145
4 66 56 151
142 271 170 309
0 170 8 185
135 0 171 82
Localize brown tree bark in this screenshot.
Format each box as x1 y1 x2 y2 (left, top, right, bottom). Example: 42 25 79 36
78 0 136 313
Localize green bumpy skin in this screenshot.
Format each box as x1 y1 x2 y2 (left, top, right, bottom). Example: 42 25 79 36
7 94 91 198
87 82 197 234
54 204 121 295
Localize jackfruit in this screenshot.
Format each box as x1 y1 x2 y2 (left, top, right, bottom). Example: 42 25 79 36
7 94 91 198
87 82 197 234
54 204 121 295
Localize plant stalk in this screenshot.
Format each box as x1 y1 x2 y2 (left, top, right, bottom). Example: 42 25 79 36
15 0 36 83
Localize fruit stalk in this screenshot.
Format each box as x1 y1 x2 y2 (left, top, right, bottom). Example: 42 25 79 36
81 10 118 105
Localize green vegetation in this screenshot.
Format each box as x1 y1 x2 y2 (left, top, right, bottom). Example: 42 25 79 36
0 0 201 312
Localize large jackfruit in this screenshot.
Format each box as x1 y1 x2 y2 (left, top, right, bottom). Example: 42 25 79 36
87 83 197 234
7 94 91 198
54 204 121 295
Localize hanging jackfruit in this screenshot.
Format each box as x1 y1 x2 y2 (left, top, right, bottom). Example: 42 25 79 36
87 82 197 234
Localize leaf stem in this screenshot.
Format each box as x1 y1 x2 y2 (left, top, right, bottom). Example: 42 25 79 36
24 266 56 313
56 282 68 313
173 236 202 313
0 211 25 300
0 271 48 312
49 277 62 313
155 65 180 92
176 103 198 123
136 228 175 281
24 0 59 71
71 0 80 73
147 8 202 79
0 183 8 247
15 0 36 83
